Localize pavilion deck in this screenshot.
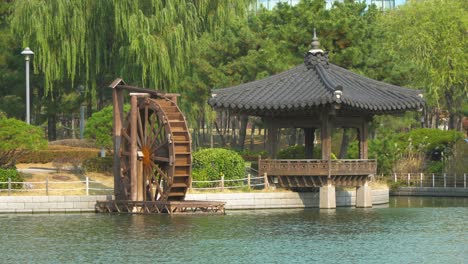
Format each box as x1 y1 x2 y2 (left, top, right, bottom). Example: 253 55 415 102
259 159 377 188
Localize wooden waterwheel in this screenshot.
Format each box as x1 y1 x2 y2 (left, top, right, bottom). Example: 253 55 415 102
112 81 191 202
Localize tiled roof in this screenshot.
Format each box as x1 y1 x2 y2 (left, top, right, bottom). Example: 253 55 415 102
209 49 424 115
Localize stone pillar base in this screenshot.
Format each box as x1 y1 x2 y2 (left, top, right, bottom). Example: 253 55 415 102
320 184 336 209
356 183 372 208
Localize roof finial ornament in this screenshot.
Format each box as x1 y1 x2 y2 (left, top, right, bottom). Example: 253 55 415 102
311 28 320 50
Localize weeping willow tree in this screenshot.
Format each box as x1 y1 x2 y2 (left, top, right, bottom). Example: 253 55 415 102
10 0 253 95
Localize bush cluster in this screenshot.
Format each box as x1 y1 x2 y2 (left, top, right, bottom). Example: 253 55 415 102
0 169 23 189
82 157 113 174
192 148 245 186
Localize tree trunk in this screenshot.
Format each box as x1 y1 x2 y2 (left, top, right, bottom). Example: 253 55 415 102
249 123 255 151
339 128 350 159
214 121 226 147
47 114 57 141
238 115 248 151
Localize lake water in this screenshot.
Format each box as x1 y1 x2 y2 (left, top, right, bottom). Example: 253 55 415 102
1 197 467 263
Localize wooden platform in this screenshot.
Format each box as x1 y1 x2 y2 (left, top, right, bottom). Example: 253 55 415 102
95 200 225 215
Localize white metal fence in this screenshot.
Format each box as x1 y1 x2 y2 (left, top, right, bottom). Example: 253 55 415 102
189 167 268 191
0 177 113 196
392 173 467 188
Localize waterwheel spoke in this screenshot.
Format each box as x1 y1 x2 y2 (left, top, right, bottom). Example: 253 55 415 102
136 111 144 149
152 140 168 153
152 155 170 163
144 104 149 146
150 160 169 180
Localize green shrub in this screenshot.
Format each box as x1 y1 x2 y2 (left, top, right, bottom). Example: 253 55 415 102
0 117 47 168
397 128 463 154
192 148 245 186
425 161 444 173
277 145 322 159
0 169 23 189
83 157 113 174
85 104 130 149
277 145 305 159
236 149 267 161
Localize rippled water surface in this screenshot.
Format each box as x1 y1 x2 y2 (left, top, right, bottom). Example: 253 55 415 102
1 197 467 263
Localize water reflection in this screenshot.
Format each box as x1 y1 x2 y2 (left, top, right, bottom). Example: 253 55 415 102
0 197 467 263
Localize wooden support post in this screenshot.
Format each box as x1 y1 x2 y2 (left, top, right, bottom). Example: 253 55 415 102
321 113 331 160
7 178 11 196
304 128 315 159
263 172 269 189
420 173 423 187
432 173 435 187
444 173 446 188
112 86 125 200
46 176 49 196
221 175 225 192
137 160 144 201
394 173 397 183
464 173 466 189
247 173 251 190
407 173 410 186
86 177 89 196
130 95 138 201
454 173 457 188
358 121 368 159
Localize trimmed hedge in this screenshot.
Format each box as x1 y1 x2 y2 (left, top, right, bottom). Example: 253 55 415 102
17 145 100 164
192 148 245 186
0 169 23 189
83 157 113 174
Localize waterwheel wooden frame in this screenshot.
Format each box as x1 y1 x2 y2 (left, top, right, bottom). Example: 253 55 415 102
109 79 191 202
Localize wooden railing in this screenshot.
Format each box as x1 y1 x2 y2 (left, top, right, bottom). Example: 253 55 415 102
258 159 377 177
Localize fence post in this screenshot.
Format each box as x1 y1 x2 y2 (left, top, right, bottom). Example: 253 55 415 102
221 175 224 192
407 173 410 187
420 173 423 188
8 178 11 196
432 174 435 188
394 173 397 183
86 177 89 196
263 172 269 190
46 176 49 196
443 173 446 188
247 173 251 190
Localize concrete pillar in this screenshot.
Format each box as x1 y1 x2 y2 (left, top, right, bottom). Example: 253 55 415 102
356 182 372 208
319 182 336 209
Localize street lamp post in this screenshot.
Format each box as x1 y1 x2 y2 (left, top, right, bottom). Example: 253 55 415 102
21 47 34 124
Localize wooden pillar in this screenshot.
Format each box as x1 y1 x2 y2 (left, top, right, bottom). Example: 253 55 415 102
321 113 332 160
304 128 315 159
267 127 279 158
112 88 125 200
130 95 138 201
358 121 368 159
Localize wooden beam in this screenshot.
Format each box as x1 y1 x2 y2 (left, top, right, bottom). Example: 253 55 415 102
304 128 315 159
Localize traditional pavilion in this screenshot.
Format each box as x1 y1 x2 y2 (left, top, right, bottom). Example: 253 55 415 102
208 32 425 208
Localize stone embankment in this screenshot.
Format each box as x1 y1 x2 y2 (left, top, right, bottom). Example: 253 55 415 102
0 189 389 213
